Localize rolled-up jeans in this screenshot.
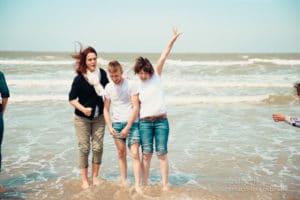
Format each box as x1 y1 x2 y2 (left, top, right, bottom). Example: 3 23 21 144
139 118 169 155
74 114 105 168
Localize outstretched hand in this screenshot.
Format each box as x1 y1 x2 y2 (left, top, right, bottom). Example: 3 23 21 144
272 113 285 122
171 27 182 41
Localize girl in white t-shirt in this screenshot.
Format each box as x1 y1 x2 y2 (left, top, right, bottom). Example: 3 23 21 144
133 28 181 191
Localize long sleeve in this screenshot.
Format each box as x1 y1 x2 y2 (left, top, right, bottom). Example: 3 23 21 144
285 116 300 128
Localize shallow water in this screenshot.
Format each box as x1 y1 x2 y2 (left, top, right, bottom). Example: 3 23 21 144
1 52 300 199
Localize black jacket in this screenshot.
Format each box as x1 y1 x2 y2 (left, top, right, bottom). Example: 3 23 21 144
69 68 109 119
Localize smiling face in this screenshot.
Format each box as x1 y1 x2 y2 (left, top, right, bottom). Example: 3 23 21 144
86 52 97 72
138 70 151 82
108 68 123 85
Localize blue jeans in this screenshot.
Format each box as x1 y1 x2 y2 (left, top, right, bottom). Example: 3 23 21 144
139 118 169 155
0 112 3 172
112 122 140 148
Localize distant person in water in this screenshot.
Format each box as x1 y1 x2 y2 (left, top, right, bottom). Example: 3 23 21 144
103 60 142 193
69 44 109 189
272 83 300 127
0 71 10 173
134 28 182 191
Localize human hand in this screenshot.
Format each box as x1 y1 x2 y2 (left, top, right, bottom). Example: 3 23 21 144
109 127 118 136
83 107 92 117
120 128 129 138
272 113 286 122
171 27 182 41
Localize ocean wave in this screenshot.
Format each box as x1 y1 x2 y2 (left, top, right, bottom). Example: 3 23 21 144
9 94 298 104
166 95 269 104
7 79 72 87
166 58 300 67
249 58 300 65
0 59 74 65
1 57 300 67
0 58 109 66
166 59 253 66
164 81 291 88
7 79 292 89
166 95 298 105
10 95 67 103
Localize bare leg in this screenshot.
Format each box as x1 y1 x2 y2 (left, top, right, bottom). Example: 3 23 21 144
114 139 127 185
141 153 152 186
130 143 142 193
157 154 169 191
80 167 89 189
92 163 101 185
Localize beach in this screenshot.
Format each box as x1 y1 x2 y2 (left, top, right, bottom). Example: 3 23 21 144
0 52 300 199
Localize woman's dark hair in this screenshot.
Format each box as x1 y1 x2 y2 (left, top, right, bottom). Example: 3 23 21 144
72 43 97 74
133 57 154 76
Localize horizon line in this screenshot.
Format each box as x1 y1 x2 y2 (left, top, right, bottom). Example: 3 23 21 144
0 50 300 54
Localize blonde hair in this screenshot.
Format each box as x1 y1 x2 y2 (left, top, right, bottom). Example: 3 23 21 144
108 60 123 73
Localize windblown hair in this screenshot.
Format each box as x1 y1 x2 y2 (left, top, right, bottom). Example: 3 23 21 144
133 57 154 76
72 43 97 74
108 60 123 73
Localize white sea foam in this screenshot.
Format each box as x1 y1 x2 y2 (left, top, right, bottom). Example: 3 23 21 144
166 95 269 104
10 95 67 102
2 57 300 67
261 167 274 176
7 79 72 87
7 79 291 89
249 58 300 65
9 94 270 104
0 59 74 65
11 94 295 104
0 58 109 66
166 58 300 67
164 81 291 88
166 59 253 67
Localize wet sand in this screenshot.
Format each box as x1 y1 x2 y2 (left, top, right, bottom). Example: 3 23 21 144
1 178 297 200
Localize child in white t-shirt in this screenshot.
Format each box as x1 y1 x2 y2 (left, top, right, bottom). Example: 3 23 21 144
103 60 142 194
133 28 182 191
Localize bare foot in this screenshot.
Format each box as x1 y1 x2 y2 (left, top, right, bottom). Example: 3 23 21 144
135 185 143 194
82 181 90 190
121 180 129 187
162 184 169 191
93 178 101 186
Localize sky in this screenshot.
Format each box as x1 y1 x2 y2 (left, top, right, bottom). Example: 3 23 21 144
0 0 299 53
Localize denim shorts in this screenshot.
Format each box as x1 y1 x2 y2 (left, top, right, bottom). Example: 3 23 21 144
112 122 140 148
139 118 169 155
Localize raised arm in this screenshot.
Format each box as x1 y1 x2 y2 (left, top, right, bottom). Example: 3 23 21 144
156 27 182 75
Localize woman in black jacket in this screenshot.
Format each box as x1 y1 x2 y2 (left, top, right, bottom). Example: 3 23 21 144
69 45 109 189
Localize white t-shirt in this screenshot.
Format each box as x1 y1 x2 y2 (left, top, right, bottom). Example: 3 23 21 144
138 72 166 118
104 79 139 122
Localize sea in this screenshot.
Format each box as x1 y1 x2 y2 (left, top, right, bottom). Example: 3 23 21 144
0 51 300 200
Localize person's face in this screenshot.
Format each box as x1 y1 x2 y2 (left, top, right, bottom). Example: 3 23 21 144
109 69 123 84
138 70 151 82
86 53 97 72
